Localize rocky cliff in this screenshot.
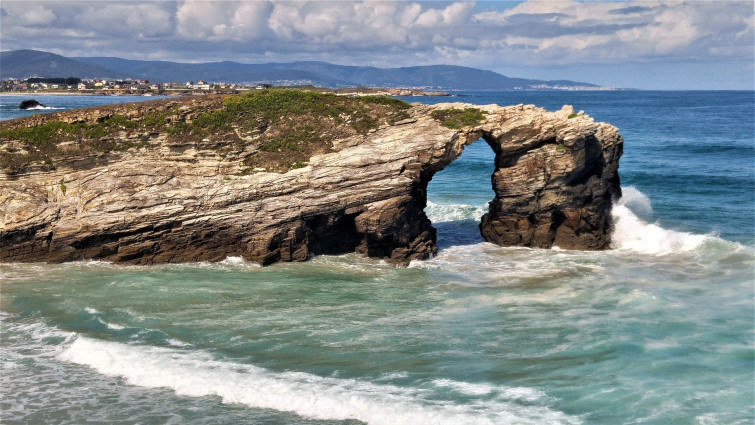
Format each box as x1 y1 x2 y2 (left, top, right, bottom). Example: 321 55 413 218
0 90 622 265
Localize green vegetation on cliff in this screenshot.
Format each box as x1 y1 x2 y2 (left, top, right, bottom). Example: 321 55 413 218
207 90 410 172
431 108 486 129
0 114 147 174
0 89 412 174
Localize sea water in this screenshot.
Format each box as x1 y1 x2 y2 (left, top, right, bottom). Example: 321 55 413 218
0 94 169 121
1 91 753 424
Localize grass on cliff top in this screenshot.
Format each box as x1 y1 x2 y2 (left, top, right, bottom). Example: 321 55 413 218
210 90 411 172
190 89 410 135
0 114 150 174
0 89 412 175
431 108 486 129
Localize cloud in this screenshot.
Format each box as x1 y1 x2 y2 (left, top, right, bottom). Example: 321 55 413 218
3 3 56 26
76 3 174 38
176 0 231 40
0 0 752 87
471 0 754 64
265 1 475 49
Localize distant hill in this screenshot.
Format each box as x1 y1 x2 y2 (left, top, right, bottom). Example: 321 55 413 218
0 50 124 80
1 49 600 90
73 57 345 87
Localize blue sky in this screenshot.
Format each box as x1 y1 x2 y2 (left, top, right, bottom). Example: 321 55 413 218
1 1 753 89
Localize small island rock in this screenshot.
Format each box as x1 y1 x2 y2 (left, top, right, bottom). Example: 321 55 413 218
18 99 45 110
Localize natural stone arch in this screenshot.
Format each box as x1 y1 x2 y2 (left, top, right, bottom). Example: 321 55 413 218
471 117 623 251
372 103 624 265
0 99 622 266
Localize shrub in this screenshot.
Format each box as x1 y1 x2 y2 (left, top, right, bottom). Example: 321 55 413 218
0 89 415 175
430 108 486 129
360 95 411 109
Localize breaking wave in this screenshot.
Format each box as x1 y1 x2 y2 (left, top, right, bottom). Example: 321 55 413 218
425 201 487 223
23 105 64 110
611 187 741 255
59 335 579 425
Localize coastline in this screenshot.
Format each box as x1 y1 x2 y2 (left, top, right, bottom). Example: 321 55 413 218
0 87 451 98
0 92 176 97
1 89 752 425
0 89 621 265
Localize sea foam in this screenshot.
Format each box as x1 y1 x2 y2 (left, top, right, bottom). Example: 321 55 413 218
611 187 728 255
23 105 64 110
425 201 487 223
59 336 580 425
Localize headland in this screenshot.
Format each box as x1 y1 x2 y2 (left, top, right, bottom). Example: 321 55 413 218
0 89 622 265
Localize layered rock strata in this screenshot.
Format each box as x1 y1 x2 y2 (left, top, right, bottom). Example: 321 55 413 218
0 96 622 265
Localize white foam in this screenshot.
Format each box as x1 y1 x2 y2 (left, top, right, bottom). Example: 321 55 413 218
425 201 487 223
166 338 192 347
219 256 247 265
188 256 262 270
618 186 653 218
499 387 549 403
695 413 721 425
59 336 580 425
611 187 715 255
376 371 410 381
24 105 64 110
99 319 125 330
433 379 497 396
1 315 77 356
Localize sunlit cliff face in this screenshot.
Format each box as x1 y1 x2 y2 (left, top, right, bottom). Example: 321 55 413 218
0 92 622 266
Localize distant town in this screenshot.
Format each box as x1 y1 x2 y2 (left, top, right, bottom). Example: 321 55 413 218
0 77 273 95
0 76 454 98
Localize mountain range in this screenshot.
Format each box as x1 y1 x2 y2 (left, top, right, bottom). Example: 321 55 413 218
1 49 600 90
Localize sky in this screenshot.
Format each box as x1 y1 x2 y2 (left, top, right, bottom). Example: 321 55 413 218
1 0 753 89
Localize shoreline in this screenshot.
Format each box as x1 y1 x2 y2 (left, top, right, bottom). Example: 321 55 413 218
0 87 452 97
0 92 176 97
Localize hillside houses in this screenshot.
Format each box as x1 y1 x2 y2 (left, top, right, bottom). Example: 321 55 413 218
1 76 256 95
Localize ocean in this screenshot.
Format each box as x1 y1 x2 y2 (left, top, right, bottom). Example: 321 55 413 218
1 91 753 424
0 94 169 121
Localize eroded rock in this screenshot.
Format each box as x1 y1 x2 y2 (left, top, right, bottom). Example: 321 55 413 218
0 95 622 266
18 99 45 110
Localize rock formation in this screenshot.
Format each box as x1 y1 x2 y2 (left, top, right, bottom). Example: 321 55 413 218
0 91 622 266
18 99 45 110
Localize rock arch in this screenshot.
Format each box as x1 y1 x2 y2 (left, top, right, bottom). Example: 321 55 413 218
0 101 622 265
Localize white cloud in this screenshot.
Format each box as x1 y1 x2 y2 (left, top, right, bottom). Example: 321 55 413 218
76 4 173 38
2 3 56 26
230 2 273 39
0 0 751 82
470 0 753 65
170 1 477 49
176 0 233 40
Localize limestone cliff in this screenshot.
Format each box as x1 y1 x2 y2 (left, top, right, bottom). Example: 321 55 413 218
0 90 622 265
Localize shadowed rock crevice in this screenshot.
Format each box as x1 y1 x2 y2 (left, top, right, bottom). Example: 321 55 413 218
0 94 622 266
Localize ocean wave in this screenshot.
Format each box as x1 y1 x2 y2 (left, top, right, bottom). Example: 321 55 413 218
97 318 125 330
23 105 65 110
431 379 547 402
425 201 487 223
425 187 748 260
59 336 580 425
610 186 743 256
1 313 77 355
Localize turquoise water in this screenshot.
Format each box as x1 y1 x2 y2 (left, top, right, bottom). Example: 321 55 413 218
1 91 754 424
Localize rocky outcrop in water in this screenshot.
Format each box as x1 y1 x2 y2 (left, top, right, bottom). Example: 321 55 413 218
18 99 45 110
0 92 622 265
